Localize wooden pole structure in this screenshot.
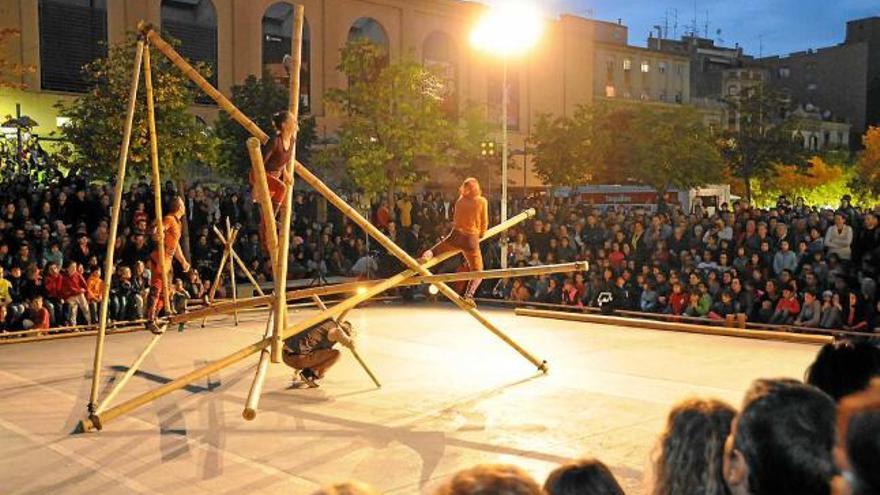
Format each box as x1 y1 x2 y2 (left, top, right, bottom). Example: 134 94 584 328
202 235 232 327
242 311 274 421
312 295 381 388
293 164 548 372
1 326 143 346
226 220 239 326
212 225 265 297
272 5 306 363
81 210 532 431
143 45 171 312
87 40 145 416
95 333 163 415
246 138 278 272
138 23 269 144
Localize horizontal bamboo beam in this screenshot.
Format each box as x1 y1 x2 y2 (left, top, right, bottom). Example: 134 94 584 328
0 319 146 339
82 211 533 431
0 326 144 346
515 308 832 345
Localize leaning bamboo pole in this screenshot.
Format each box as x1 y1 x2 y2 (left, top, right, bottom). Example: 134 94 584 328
138 23 269 144
143 45 171 312
212 225 265 297
202 232 233 327
226 221 239 325
242 311 274 421
87 40 145 415
272 5 306 363
313 295 381 388
81 210 532 431
95 333 164 415
293 164 548 372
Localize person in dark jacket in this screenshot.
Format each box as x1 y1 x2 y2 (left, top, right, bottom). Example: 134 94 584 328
282 319 355 388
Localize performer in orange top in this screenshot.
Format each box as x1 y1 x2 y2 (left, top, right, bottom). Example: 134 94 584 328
145 196 190 334
251 110 295 248
420 177 488 307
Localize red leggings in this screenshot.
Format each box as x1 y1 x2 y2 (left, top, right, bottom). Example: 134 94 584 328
425 230 483 296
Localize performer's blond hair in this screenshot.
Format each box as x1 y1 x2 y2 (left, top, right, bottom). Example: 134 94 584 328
459 177 482 198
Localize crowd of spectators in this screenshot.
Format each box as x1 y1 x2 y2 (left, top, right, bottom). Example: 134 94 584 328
312 339 880 495
0 165 878 337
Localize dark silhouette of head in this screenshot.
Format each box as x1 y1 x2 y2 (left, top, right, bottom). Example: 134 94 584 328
805 340 880 401
837 383 880 495
544 458 624 495
435 464 542 495
652 398 736 495
723 378 836 495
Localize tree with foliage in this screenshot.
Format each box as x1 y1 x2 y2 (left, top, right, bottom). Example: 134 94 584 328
752 156 847 207
55 35 217 179
449 103 498 188
620 105 723 201
214 73 316 176
321 38 453 202
716 85 805 204
854 126 880 195
530 104 608 188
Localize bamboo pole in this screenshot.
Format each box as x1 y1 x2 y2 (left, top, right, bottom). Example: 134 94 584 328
1 326 143 346
272 5 306 364
138 23 269 144
143 45 171 312
212 225 265 297
245 138 279 272
81 337 272 431
82 211 532 431
226 220 239 326
94 333 163 415
293 164 548 372
87 40 145 415
312 296 381 388
202 234 232 327
242 311 274 421
515 308 832 345
0 319 146 339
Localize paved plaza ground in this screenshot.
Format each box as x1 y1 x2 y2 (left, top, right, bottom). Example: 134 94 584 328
0 303 818 494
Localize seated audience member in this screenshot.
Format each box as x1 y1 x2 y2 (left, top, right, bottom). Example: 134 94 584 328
61 261 90 325
820 291 844 329
434 464 542 495
650 399 735 495
86 267 104 323
805 340 880 402
544 458 624 495
723 378 836 495
794 289 822 327
769 284 800 325
667 282 688 316
310 481 382 495
708 291 737 321
836 383 880 495
844 292 875 332
22 295 50 331
171 278 191 332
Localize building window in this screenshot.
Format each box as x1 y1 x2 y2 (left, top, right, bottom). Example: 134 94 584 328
778 67 790 78
38 0 108 92
623 59 632 71
641 61 650 73
349 17 389 57
161 0 218 104
262 2 311 112
809 135 818 150
605 58 615 82
423 31 457 118
658 62 668 74
674 92 683 103
838 132 845 144
488 66 519 131
675 64 684 75
640 91 649 100
605 85 615 98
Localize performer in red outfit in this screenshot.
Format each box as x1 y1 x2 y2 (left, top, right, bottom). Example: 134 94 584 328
251 110 295 249
145 196 190 334
420 178 488 307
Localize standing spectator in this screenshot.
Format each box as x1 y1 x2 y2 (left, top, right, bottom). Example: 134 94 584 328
86 267 104 323
825 213 853 261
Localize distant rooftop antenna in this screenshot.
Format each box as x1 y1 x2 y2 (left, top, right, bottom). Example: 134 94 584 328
673 8 679 38
704 9 709 38
758 34 764 57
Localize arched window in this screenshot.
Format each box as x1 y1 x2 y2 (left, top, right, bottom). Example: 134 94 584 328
423 31 456 118
161 0 218 102
348 17 389 59
262 2 311 112
38 0 107 92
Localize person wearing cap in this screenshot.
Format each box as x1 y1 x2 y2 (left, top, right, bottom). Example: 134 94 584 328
282 318 355 388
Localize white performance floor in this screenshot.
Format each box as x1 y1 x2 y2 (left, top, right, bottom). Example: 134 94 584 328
0 303 819 494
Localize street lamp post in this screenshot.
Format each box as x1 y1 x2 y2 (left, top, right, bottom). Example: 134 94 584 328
470 1 543 269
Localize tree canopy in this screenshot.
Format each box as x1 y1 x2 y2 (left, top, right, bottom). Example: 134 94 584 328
855 126 880 195
55 35 217 179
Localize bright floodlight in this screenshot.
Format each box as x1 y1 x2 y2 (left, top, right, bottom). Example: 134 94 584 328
470 1 544 57
428 284 439 295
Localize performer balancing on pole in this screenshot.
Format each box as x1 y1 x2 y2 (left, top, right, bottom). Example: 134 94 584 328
251 110 295 248
282 319 356 388
145 196 191 334
419 177 488 308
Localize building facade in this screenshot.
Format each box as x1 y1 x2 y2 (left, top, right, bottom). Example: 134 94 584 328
757 17 880 147
0 0 604 190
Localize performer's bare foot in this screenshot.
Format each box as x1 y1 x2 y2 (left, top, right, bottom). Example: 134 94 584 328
146 320 167 335
292 370 319 389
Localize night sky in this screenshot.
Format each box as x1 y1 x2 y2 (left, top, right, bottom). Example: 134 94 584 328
483 0 879 58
